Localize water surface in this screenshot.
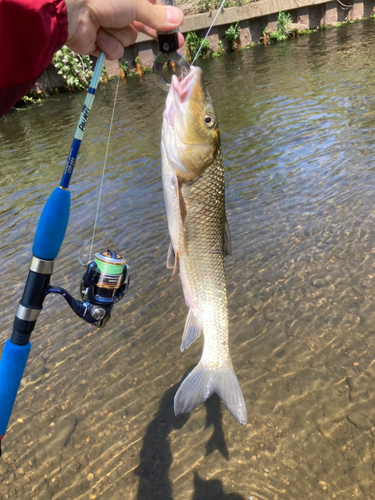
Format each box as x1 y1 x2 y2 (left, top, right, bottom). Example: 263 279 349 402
1 20 375 500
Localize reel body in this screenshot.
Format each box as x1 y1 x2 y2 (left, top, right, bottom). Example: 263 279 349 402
47 249 130 328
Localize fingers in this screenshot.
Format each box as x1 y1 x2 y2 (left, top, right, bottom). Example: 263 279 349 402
65 0 185 59
97 25 138 60
132 21 185 48
134 1 184 32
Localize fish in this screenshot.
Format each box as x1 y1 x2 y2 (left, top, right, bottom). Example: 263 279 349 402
161 66 247 425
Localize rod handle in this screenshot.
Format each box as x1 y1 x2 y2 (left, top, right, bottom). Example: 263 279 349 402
32 187 70 260
0 340 31 446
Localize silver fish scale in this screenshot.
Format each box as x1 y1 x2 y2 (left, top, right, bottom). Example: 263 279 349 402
179 148 231 371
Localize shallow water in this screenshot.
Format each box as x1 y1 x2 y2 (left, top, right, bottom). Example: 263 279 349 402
1 20 375 500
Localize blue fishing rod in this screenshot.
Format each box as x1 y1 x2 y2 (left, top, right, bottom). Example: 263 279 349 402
0 52 130 455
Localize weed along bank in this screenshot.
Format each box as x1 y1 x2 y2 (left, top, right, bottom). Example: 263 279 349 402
122 0 375 70
26 0 375 97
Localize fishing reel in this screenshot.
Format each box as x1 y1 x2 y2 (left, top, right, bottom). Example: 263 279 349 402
46 249 129 328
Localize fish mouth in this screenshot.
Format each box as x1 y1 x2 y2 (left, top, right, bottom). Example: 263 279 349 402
170 66 198 105
164 66 199 130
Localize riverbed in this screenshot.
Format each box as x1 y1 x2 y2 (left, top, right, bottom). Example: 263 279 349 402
1 20 375 500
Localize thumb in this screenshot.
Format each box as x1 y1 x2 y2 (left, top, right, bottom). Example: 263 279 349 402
134 0 184 32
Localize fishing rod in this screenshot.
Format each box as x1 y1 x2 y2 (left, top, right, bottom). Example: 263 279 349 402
0 52 130 456
0 0 189 456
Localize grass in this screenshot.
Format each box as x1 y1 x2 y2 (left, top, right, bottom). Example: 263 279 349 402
186 31 211 61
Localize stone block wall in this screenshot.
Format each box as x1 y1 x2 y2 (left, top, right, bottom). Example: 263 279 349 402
116 0 375 70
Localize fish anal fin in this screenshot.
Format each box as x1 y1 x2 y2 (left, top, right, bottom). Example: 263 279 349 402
223 216 232 257
174 362 247 425
181 309 202 351
177 177 187 226
166 243 175 269
170 248 180 281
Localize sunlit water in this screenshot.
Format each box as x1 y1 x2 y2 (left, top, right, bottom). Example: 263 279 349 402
1 20 375 500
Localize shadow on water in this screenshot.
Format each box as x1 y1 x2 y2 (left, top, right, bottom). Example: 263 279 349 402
192 472 246 500
135 376 190 500
204 394 229 460
135 374 245 500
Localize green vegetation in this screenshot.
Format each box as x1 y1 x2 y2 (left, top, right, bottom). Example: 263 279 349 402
261 11 330 43
225 21 241 49
268 11 293 41
53 46 94 90
18 94 42 106
186 31 211 61
336 20 355 26
212 40 224 57
195 0 247 12
118 60 130 77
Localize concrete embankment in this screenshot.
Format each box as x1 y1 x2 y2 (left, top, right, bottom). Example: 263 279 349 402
33 0 375 90
116 0 375 72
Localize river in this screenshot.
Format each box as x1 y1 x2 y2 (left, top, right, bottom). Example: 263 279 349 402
1 19 375 500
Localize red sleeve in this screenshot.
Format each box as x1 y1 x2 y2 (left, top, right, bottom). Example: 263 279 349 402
0 0 68 116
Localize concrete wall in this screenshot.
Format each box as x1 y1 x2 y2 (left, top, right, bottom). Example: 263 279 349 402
110 0 375 74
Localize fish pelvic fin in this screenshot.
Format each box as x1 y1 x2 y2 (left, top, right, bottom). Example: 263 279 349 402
166 243 175 269
181 309 202 351
167 244 180 280
174 362 247 425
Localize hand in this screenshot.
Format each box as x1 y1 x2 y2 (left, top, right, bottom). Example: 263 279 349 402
65 0 184 60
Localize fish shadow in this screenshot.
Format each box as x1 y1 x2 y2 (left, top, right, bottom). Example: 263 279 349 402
135 370 242 500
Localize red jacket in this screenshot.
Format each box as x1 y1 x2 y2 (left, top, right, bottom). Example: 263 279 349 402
0 0 68 116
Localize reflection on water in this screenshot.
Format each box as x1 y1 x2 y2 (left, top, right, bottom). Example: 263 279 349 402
1 19 375 499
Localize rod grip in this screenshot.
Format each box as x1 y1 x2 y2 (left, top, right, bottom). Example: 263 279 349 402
0 339 31 439
32 187 70 260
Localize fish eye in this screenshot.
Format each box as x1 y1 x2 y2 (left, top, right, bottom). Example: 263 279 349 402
204 114 216 128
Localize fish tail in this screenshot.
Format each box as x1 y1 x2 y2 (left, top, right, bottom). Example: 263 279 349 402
174 362 247 425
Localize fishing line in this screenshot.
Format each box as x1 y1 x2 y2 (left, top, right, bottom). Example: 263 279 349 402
88 76 121 263
191 0 227 65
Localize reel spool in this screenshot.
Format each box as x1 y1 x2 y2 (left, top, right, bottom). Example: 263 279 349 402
47 249 130 328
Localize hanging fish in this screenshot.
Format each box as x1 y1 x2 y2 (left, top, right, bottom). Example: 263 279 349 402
161 66 247 425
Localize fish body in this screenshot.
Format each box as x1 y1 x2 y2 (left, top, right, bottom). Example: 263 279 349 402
161 66 247 425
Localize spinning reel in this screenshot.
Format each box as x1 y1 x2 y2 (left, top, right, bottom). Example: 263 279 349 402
46 249 130 328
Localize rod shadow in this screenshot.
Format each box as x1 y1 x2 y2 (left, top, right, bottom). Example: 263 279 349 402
135 371 244 500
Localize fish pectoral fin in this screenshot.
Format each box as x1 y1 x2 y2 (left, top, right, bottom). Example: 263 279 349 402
176 177 187 226
174 362 247 425
181 309 202 351
223 216 232 257
170 248 180 280
166 243 175 269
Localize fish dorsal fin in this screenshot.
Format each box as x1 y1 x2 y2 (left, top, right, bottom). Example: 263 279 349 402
166 243 175 269
223 216 232 257
181 308 202 351
176 177 186 225
170 248 180 281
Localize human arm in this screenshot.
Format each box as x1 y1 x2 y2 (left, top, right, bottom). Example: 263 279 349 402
0 0 184 116
65 0 185 60
0 0 69 116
